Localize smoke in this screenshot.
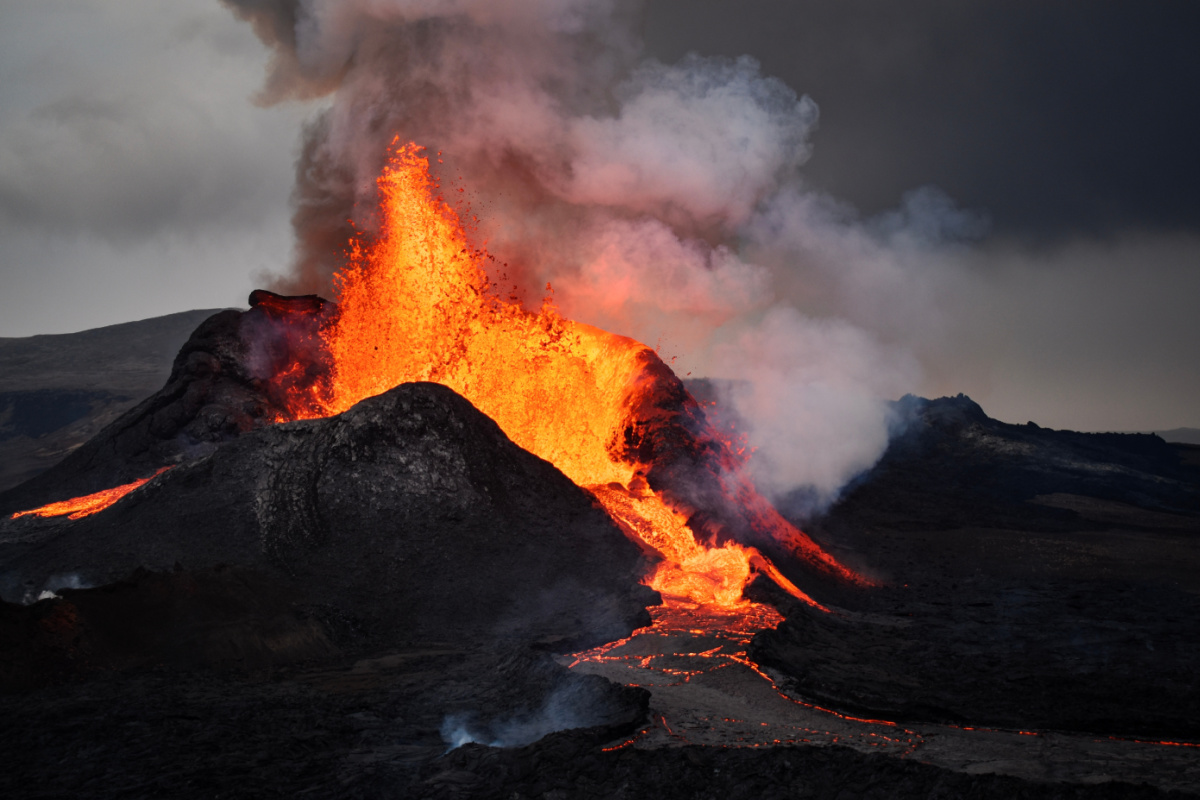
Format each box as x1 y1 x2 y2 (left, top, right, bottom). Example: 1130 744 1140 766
438 647 643 751
19 572 90 605
440 683 596 750
699 185 981 514
707 308 915 512
222 0 993 515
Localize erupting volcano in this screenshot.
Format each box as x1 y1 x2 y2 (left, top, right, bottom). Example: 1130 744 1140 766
3 140 861 613
5 2 1200 794
269 138 862 611
3 137 1197 800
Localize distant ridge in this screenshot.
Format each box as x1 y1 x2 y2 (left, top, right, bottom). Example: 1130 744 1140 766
1148 428 1200 446
1112 428 1200 445
0 308 228 490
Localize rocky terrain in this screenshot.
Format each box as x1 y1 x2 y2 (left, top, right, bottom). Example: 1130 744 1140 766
0 379 652 649
7 640 1189 800
0 308 1197 798
0 310 221 492
757 394 1200 739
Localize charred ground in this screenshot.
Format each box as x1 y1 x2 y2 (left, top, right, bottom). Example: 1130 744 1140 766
0 308 1197 798
760 394 1200 738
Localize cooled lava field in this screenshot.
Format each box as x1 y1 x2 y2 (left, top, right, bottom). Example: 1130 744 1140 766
1 304 1198 800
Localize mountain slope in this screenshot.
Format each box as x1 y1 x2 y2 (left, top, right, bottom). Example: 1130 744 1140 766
0 309 225 490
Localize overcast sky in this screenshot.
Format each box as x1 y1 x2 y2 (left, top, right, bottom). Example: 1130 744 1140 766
1 0 1196 433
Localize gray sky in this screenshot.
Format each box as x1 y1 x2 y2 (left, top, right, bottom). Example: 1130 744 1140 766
0 0 1196 434
645 0 1200 242
0 0 311 337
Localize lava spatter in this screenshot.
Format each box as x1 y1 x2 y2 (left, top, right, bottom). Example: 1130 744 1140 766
272 139 862 610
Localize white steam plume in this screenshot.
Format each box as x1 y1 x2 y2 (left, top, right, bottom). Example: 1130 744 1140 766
223 0 983 514
440 682 594 750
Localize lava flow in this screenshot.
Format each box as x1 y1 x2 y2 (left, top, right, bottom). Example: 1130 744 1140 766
566 597 923 754
9 467 172 521
272 138 862 610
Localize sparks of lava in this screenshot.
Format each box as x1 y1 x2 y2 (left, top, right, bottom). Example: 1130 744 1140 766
9 467 173 521
276 138 857 610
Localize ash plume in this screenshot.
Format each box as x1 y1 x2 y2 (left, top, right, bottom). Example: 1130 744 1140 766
222 0 984 514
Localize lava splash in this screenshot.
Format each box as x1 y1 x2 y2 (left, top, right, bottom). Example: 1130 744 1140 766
271 139 862 609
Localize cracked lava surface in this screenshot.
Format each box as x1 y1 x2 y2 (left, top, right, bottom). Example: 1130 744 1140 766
564 597 1200 793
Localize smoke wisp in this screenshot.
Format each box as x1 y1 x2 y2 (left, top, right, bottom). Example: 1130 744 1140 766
440 683 595 750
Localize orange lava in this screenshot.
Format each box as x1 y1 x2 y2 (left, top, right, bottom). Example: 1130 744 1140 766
567 596 921 752
567 596 789 673
10 467 172 521
277 139 857 609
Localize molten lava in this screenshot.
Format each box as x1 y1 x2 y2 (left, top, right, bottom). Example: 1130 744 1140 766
277 139 860 609
10 467 172 521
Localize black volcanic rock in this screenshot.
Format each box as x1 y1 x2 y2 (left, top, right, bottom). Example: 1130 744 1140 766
0 632 658 800
0 294 330 517
0 382 652 648
1 300 853 591
756 393 1200 739
751 581 1200 738
0 378 654 770
412 734 1188 800
9 654 1183 800
0 309 222 492
809 393 1200 531
0 565 337 690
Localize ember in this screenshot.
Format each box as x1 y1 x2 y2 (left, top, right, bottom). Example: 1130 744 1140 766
10 467 172 521
274 139 862 609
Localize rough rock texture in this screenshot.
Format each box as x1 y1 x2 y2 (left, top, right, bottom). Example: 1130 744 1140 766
0 358 1196 794
753 582 1200 738
0 638 655 800
0 293 327 517
0 653 1188 800
0 382 652 647
797 393 1200 531
412 734 1191 800
0 309 221 491
754 394 1200 739
0 566 337 690
0 299 854 588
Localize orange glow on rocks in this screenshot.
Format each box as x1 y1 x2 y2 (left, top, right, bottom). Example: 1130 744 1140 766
10 467 172 522
277 139 860 609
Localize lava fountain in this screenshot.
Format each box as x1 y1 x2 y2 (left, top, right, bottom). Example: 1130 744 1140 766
275 138 864 610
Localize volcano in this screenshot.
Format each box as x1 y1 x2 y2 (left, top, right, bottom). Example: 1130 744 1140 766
2 143 1199 799
2 142 863 617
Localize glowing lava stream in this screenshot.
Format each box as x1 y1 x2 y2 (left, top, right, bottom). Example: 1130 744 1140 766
276 138 859 611
567 597 924 753
568 598 913 729
9 467 172 521
565 598 1200 789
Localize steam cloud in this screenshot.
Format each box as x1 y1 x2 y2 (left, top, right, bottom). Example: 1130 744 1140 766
222 0 986 513
20 572 90 605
